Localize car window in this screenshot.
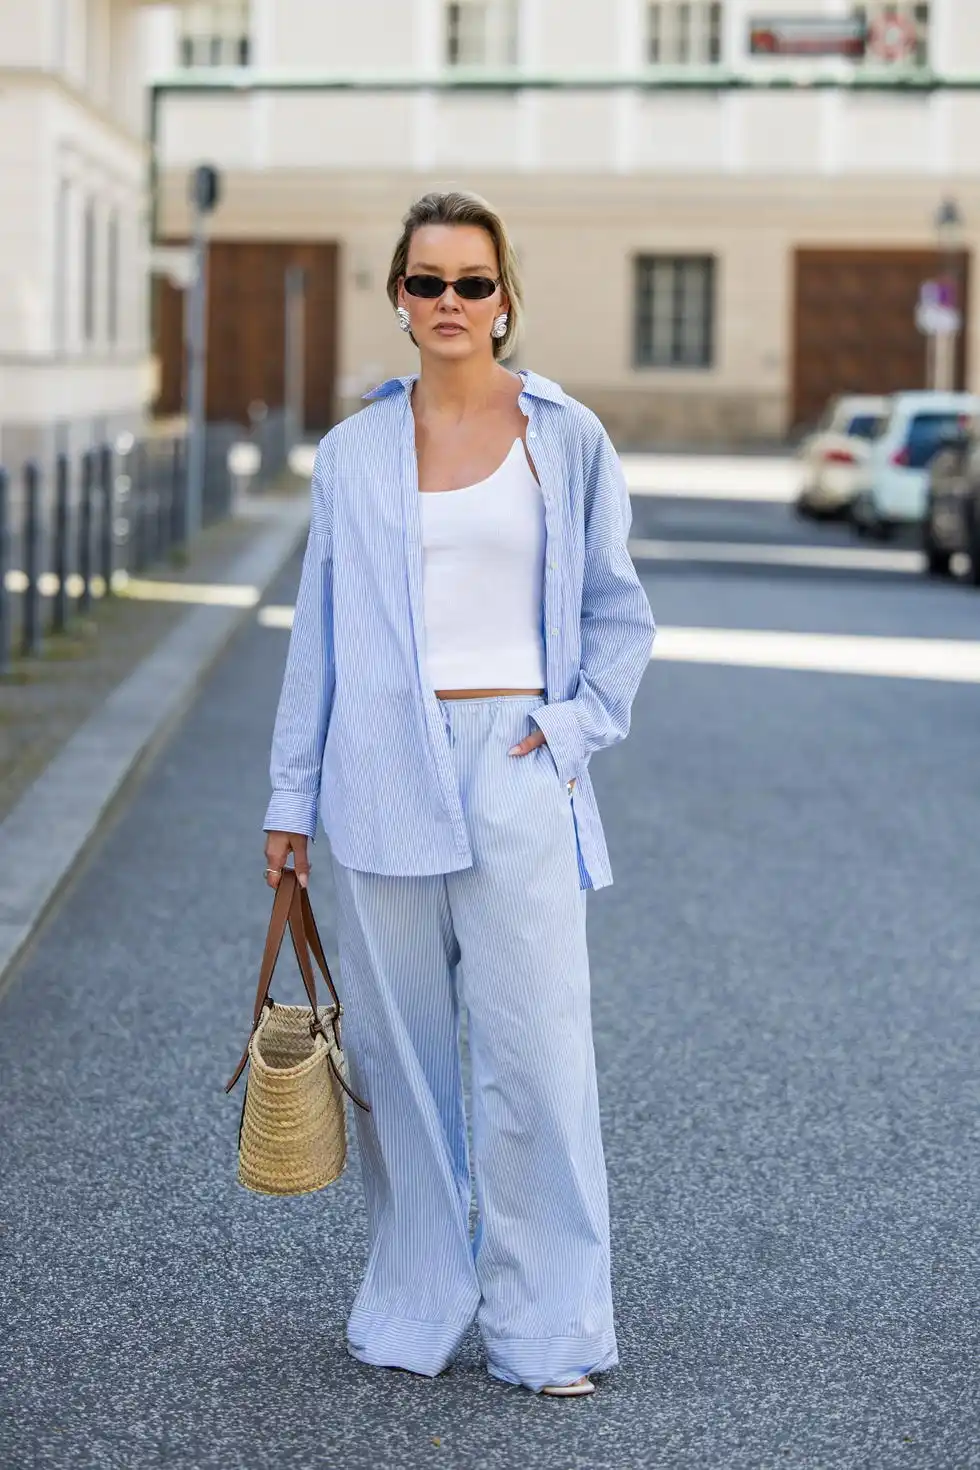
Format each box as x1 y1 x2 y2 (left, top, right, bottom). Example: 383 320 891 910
905 413 971 469
846 413 883 440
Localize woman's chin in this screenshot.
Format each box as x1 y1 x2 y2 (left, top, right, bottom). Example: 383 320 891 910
425 331 475 359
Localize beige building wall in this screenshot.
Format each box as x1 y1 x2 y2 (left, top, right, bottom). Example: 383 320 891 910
0 0 156 467
269 0 416 69
150 0 980 444
157 165 980 444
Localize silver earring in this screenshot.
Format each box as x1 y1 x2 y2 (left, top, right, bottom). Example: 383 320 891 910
396 306 412 333
491 313 509 340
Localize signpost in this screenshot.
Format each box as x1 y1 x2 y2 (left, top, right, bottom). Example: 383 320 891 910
916 280 962 393
748 16 866 58
748 11 921 63
867 11 917 64
184 164 221 541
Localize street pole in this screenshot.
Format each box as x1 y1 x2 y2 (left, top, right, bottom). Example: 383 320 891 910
184 203 208 540
284 264 307 452
182 164 221 541
934 197 964 394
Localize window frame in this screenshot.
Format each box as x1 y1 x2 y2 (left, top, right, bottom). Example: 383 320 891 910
107 208 120 348
177 1 251 69
647 1 726 66
633 253 717 371
445 0 519 68
82 197 97 347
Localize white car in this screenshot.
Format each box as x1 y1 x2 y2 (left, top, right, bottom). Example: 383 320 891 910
851 391 980 537
796 395 888 518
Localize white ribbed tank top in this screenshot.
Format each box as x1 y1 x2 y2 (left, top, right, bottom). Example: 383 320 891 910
419 438 547 690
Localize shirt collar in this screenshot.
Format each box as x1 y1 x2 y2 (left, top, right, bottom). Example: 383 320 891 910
361 368 565 405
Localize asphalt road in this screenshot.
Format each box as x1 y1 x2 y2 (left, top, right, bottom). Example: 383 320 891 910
2 477 979 1470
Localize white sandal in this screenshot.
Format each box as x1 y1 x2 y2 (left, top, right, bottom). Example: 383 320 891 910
540 1376 595 1398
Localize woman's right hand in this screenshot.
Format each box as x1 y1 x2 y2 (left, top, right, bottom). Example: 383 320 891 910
264 831 310 890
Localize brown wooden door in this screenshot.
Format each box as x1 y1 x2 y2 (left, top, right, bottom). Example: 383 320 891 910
153 274 186 418
792 248 971 431
153 240 339 432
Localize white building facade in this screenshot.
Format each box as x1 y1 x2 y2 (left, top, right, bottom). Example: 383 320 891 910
145 0 980 443
0 0 164 468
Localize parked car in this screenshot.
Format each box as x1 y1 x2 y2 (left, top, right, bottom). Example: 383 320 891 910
850 392 980 539
922 424 980 584
795 394 888 518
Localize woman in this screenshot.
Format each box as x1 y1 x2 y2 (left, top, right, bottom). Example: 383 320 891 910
263 191 655 1397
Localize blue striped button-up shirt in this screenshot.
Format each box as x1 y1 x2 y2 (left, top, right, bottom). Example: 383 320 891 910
264 368 656 890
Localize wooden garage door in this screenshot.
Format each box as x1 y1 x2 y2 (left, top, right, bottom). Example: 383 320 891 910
792 248 970 431
153 240 339 433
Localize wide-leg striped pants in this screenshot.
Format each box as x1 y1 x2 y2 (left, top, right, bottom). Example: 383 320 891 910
331 695 618 1392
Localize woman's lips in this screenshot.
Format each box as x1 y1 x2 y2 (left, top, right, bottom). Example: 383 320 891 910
434 324 465 335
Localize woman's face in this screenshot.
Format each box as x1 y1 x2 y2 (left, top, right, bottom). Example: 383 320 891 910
398 224 507 363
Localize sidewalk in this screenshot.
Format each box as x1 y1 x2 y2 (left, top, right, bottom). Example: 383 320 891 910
0 476 310 989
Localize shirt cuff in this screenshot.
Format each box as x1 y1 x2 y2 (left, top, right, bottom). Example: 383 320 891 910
263 791 319 842
530 700 586 786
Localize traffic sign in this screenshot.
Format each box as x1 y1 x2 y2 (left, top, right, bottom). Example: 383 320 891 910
916 280 961 336
867 11 917 63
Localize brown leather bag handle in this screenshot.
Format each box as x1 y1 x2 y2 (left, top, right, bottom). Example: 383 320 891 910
225 872 370 1111
285 886 370 1110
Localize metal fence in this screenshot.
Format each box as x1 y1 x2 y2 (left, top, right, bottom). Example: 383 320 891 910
0 411 295 677
1 432 196 676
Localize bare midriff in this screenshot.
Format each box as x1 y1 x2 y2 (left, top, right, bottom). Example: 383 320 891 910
435 687 544 699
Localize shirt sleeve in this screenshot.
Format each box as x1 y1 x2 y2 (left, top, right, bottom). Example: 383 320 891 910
263 435 336 841
530 420 656 786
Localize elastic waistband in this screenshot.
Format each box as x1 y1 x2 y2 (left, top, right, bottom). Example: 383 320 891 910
436 694 542 710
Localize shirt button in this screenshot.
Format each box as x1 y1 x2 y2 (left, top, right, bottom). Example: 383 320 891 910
548 561 556 571
529 431 537 439
550 626 559 635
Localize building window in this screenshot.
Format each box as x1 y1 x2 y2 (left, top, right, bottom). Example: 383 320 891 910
54 180 70 352
178 1 250 67
648 2 723 64
446 0 519 67
83 198 97 345
107 209 119 346
854 2 930 67
635 255 715 369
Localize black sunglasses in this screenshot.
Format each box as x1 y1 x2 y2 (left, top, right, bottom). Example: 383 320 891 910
403 274 500 301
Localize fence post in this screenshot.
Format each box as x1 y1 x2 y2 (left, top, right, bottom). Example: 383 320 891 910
129 440 144 574
153 442 166 563
99 444 114 597
78 449 94 614
0 468 10 677
171 436 186 552
22 461 42 657
52 452 70 633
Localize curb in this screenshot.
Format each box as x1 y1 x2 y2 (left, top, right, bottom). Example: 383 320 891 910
0 498 309 990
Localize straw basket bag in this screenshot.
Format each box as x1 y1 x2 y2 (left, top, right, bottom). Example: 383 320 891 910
225 869 370 1196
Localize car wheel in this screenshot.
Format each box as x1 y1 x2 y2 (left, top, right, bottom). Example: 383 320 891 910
848 497 870 537
922 512 953 577
967 502 980 588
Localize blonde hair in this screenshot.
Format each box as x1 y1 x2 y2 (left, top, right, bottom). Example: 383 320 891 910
386 190 524 361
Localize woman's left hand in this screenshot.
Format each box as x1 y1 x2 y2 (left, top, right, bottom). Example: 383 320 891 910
508 730 575 790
